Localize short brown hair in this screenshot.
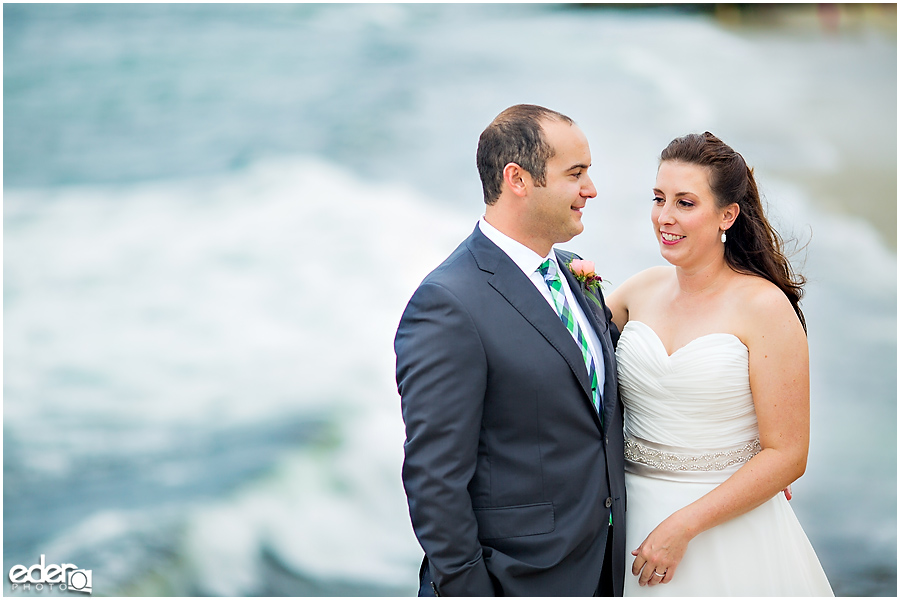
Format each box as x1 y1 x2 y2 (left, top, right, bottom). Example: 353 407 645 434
476 104 574 205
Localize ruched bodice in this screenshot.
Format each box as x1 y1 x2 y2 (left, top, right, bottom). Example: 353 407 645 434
616 320 758 450
618 320 833 596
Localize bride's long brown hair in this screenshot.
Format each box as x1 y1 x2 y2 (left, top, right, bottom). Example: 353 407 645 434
660 132 807 332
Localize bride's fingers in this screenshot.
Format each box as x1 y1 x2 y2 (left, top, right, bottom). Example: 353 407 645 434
661 565 675 584
638 565 656 587
631 560 642 577
646 568 665 587
631 554 646 576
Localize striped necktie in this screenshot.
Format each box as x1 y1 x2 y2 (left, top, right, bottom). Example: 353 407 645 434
538 259 602 417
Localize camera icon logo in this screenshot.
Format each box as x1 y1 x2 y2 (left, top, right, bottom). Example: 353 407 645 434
68 569 92 594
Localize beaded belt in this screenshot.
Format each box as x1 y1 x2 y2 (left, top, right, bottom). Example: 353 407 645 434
624 435 762 483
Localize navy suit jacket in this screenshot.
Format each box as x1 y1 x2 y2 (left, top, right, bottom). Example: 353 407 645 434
395 225 626 596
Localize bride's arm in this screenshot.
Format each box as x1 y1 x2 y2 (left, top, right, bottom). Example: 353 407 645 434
631 283 810 587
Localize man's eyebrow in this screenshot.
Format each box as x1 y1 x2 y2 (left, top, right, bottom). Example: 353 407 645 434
567 163 590 171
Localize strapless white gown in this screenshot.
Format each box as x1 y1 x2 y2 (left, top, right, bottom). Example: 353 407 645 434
617 321 833 597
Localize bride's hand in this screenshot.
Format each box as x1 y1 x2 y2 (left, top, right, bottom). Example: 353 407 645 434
630 515 691 587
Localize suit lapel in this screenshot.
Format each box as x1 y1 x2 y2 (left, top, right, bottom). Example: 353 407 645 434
557 250 616 429
466 228 595 417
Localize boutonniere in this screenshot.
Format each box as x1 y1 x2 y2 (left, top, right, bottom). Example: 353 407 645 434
567 258 605 310
566 258 606 313
567 258 604 292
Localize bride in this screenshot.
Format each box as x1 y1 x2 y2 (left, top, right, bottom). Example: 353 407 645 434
606 132 833 596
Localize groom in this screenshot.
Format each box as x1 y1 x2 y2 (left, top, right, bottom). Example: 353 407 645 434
395 105 625 596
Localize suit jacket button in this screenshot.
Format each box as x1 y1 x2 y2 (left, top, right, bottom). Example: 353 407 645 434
605 497 612 508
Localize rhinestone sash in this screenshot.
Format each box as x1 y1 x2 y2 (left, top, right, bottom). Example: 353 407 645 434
624 435 762 483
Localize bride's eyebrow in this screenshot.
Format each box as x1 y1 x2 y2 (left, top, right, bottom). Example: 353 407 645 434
652 189 698 198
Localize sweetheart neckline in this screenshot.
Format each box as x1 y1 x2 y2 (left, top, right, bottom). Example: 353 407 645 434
623 320 748 358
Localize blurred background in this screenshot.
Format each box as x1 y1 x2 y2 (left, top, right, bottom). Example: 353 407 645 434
4 3 896 596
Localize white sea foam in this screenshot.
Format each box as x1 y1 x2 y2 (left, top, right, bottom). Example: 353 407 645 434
5 156 470 445
6 156 472 592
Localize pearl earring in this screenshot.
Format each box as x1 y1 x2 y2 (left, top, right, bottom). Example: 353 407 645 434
721 230 727 243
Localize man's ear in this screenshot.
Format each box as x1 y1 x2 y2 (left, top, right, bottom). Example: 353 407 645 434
503 162 530 197
721 202 740 231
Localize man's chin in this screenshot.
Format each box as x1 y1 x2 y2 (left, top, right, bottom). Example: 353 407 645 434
555 227 583 245
570 221 585 238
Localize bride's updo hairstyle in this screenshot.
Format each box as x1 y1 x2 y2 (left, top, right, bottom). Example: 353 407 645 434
660 132 807 332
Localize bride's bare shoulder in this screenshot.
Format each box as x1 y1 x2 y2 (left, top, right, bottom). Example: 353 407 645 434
619 265 673 293
733 273 791 309
731 274 802 334
607 266 672 329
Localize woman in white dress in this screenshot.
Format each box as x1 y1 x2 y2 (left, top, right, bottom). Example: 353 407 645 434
606 132 833 596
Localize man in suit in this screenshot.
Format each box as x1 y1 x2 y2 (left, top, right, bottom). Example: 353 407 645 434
395 104 625 596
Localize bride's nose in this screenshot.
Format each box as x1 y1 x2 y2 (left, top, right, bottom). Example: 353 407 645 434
655 201 675 226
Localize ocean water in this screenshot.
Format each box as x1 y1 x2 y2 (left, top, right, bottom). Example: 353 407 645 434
4 4 896 596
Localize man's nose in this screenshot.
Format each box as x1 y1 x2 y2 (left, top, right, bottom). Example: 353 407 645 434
582 174 597 198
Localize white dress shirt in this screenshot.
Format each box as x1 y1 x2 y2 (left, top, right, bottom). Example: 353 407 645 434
478 218 605 393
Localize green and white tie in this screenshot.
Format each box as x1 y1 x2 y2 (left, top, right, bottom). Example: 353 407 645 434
538 259 602 417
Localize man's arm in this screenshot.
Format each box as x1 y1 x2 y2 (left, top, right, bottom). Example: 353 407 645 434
395 281 495 596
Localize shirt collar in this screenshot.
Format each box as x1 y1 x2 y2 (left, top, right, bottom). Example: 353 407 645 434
478 217 555 276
